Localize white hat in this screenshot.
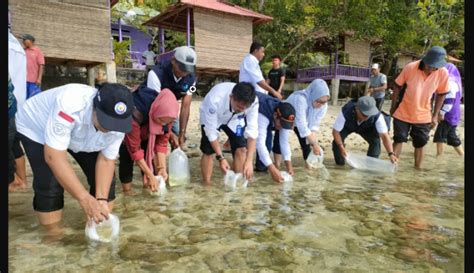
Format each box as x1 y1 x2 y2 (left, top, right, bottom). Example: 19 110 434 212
174 46 197 73
371 63 380 70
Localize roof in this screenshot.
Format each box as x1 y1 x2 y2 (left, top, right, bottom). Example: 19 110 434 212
111 0 119 7
143 0 272 31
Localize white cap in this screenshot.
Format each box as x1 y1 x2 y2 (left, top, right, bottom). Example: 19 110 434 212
174 46 197 73
371 63 379 70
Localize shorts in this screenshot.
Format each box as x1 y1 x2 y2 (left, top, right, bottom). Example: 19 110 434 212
433 120 462 147
200 125 247 156
393 118 431 148
26 82 42 99
13 132 25 159
19 134 116 213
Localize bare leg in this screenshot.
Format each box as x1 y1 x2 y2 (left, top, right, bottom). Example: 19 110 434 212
223 139 231 152
454 145 464 156
201 154 214 185
393 142 403 158
436 143 444 157
414 147 424 170
274 153 282 168
15 155 27 188
233 147 247 173
121 182 135 196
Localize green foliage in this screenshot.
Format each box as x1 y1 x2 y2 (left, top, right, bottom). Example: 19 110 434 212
113 39 132 67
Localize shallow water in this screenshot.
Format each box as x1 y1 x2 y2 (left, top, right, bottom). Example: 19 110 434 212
9 145 464 272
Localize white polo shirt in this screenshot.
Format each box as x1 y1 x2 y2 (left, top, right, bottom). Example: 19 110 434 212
256 114 292 167
199 82 259 142
286 93 328 139
16 84 125 160
9 31 27 109
332 111 388 134
239 54 266 94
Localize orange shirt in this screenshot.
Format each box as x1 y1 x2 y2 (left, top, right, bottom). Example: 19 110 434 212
394 60 449 124
25 46 45 83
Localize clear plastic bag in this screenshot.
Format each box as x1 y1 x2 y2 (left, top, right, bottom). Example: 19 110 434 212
223 170 248 190
85 213 120 243
168 148 190 187
345 153 396 173
280 171 293 182
149 175 167 196
306 148 325 169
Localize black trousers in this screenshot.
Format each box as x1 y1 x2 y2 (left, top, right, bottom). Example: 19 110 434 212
332 128 381 165
8 118 16 184
118 141 148 184
20 134 116 212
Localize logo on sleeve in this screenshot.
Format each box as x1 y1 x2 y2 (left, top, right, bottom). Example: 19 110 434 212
58 111 74 123
209 107 216 114
114 102 127 115
53 123 67 136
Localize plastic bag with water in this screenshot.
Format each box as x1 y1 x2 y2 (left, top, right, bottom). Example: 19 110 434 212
149 175 167 196
85 213 120 243
168 148 190 187
306 148 325 169
223 170 248 190
345 153 396 173
280 171 293 182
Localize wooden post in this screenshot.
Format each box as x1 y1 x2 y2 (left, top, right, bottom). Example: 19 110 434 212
186 8 191 46
159 28 165 54
87 65 96 87
105 61 117 83
331 78 340 106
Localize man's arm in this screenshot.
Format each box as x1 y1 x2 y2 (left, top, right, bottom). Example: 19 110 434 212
178 94 192 147
95 152 115 200
278 76 286 93
37 65 44 86
257 80 281 99
389 84 402 115
431 93 448 129
380 133 398 163
332 129 347 158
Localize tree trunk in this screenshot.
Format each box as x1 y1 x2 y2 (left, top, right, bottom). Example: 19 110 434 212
258 0 265 11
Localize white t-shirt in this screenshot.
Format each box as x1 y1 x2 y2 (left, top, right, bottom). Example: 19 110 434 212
332 111 388 134
16 84 125 160
142 50 157 66
239 54 266 94
256 114 291 167
199 82 259 142
9 31 27 109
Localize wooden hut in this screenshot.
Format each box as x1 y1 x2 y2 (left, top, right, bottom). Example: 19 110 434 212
143 0 273 77
297 33 373 105
9 0 117 84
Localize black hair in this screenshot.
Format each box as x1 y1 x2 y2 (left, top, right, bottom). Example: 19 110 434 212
249 41 264 54
271 55 281 61
418 60 425 70
232 82 256 106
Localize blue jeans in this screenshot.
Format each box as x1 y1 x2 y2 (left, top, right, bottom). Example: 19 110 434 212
26 82 41 99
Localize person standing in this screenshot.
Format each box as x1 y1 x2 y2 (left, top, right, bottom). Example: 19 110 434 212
332 96 398 165
15 83 134 230
142 44 157 71
390 46 450 169
199 82 259 185
366 63 387 110
266 55 286 99
433 63 464 157
239 42 282 99
22 34 45 99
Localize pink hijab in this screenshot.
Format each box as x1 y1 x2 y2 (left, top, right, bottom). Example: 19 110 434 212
146 89 179 171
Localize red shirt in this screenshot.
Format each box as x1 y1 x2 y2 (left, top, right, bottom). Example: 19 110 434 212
124 120 172 161
25 46 45 83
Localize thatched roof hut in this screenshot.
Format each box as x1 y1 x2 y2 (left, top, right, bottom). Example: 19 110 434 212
9 0 113 67
143 0 273 76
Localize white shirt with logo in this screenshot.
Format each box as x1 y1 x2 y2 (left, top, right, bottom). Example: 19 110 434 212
16 84 125 160
256 114 292 167
199 82 259 142
239 54 266 94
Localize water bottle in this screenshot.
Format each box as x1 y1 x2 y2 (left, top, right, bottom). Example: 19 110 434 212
168 148 190 187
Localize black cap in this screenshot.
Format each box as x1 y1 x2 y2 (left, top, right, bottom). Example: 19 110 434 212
21 34 35 42
276 102 296 130
93 83 134 133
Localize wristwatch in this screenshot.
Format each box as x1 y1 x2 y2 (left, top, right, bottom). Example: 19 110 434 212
216 154 225 161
